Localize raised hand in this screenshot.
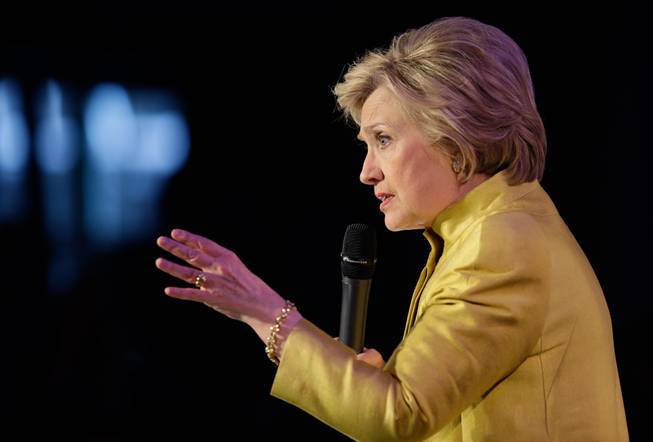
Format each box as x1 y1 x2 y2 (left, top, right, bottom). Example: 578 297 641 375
155 228 290 332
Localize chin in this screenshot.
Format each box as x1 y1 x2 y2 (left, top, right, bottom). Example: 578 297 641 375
383 216 423 232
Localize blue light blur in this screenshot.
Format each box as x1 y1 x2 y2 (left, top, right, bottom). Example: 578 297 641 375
35 80 82 291
83 83 190 248
35 81 80 175
130 111 190 174
1 78 190 291
0 78 30 221
0 79 30 175
84 83 137 172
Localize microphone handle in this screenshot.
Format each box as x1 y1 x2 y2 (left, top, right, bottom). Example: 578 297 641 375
339 276 372 353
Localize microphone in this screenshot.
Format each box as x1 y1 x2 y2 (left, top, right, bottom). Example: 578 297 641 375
339 223 377 353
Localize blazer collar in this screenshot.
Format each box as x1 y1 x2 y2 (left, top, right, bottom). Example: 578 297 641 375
425 170 541 247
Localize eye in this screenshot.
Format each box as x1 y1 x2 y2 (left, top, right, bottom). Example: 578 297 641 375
376 133 391 147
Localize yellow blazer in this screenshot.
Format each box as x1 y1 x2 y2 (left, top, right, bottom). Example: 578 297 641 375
271 170 628 441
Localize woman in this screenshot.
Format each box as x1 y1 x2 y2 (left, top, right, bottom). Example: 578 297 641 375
155 17 628 441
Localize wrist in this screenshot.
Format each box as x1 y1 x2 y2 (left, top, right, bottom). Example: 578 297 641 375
264 300 301 365
274 309 302 358
249 301 302 364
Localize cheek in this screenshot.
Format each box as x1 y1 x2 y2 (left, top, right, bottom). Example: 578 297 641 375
404 165 457 215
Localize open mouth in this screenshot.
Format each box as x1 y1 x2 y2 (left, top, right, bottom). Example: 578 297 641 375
380 195 394 209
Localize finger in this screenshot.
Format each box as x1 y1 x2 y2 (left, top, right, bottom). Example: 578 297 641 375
157 236 215 269
171 229 229 258
156 257 206 286
164 286 217 304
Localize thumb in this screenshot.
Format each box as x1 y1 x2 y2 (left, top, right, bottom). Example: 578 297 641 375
356 347 385 369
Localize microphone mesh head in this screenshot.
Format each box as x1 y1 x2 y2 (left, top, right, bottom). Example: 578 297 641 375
341 223 377 279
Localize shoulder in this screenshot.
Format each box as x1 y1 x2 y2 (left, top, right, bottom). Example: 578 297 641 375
420 210 552 354
477 210 547 249
446 210 551 277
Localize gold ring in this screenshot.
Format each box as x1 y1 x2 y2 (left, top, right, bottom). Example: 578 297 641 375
194 273 207 288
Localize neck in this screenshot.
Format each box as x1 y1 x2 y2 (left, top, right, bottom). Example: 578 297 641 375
454 173 490 203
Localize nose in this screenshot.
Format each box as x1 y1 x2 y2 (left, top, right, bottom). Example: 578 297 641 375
359 149 383 185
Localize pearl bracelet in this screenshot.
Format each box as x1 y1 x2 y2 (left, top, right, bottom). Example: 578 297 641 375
265 300 296 365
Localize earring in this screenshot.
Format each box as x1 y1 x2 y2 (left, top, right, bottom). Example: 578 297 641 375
452 156 462 174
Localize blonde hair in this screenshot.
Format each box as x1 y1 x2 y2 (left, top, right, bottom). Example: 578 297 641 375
333 17 546 185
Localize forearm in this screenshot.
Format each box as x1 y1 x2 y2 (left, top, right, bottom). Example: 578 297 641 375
268 299 543 442
270 318 434 442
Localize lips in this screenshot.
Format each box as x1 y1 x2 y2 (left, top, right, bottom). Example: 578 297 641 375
380 196 394 209
376 192 395 210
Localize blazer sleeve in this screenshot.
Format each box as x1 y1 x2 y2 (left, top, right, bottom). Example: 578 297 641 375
270 212 551 441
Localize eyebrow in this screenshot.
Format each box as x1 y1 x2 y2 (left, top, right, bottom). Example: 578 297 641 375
356 123 388 141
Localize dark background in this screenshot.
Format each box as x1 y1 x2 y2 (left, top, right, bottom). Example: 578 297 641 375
1 4 649 440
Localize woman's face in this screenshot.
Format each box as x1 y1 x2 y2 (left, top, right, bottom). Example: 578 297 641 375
358 86 468 232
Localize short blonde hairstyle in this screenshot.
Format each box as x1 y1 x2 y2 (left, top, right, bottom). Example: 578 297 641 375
334 17 546 185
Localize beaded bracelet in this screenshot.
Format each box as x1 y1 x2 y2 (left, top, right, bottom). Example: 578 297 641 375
265 300 296 365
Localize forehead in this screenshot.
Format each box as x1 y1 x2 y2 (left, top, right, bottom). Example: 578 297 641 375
360 86 405 125
357 86 412 141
